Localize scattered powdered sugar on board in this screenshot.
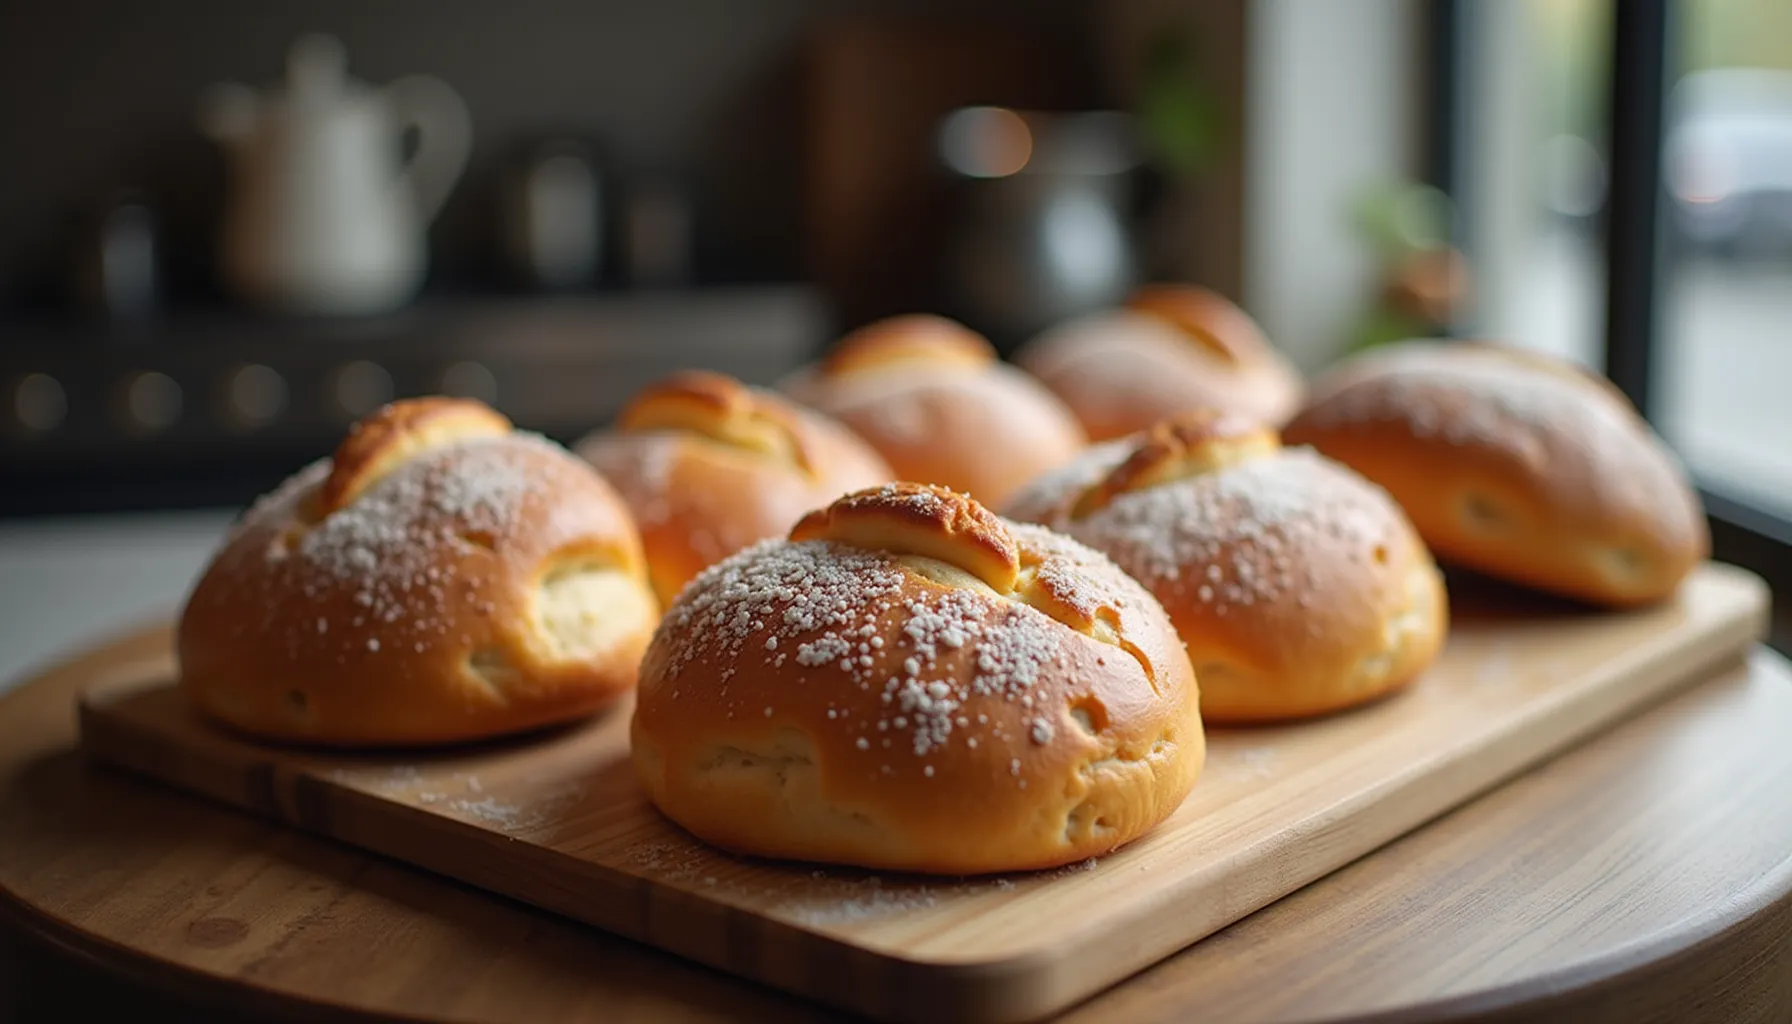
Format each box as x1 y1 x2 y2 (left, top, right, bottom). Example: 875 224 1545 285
1210 744 1278 782
623 840 716 884
1063 448 1394 615
332 764 426 792
1474 641 1516 688
556 830 1112 926
421 780 587 834
784 877 944 925
777 860 1093 926
325 767 583 832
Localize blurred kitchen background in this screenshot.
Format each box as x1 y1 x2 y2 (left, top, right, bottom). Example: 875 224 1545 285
1 0 1789 678
0 0 1247 517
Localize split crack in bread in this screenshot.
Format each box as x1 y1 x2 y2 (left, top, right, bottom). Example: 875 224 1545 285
1014 283 1307 442
177 397 660 747
630 482 1204 875
777 314 1089 509
1281 339 1709 607
1004 410 1449 723
575 370 894 606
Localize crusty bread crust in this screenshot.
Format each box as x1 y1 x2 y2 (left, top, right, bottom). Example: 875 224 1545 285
780 316 1087 509
1283 340 1707 607
179 397 659 747
631 483 1204 875
578 371 893 605
1006 413 1448 722
1015 285 1305 441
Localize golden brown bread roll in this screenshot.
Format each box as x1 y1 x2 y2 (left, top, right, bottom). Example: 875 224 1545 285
1281 340 1708 607
576 370 894 605
631 482 1203 875
778 314 1088 508
178 397 660 747
1005 411 1447 723
1014 284 1306 441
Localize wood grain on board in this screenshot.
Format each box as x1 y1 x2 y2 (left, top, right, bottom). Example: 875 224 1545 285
7 626 1792 1022
75 562 1770 1024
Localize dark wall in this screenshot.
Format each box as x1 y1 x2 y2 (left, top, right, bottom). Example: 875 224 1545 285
0 0 1092 313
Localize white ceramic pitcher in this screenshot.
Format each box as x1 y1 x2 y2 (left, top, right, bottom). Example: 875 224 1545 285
201 34 471 316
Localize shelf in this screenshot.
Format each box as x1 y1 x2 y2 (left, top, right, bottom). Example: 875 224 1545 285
0 286 830 355
0 285 834 483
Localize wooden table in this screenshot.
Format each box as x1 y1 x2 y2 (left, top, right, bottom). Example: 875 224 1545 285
3 625 1791 1024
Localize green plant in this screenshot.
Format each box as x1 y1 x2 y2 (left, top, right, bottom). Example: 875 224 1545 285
1352 182 1453 264
1134 28 1225 179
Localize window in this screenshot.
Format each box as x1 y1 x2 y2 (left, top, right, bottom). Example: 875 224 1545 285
1657 0 1792 520
1452 0 1612 369
1443 0 1792 646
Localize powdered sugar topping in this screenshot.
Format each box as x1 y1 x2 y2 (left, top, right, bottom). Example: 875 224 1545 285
1304 343 1637 449
1001 439 1131 523
650 532 1096 774
656 539 908 675
294 436 545 612
579 432 679 527
226 457 331 545
1062 448 1396 613
1008 521 1138 621
1302 342 1695 520
211 432 593 656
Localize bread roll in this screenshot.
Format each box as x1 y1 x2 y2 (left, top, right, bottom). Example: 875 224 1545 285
778 314 1087 508
576 370 894 605
1014 284 1305 441
1005 411 1447 723
178 397 659 747
631 482 1203 875
1282 340 1707 607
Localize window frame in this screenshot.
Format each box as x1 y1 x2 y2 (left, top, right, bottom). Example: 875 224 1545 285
1432 0 1790 641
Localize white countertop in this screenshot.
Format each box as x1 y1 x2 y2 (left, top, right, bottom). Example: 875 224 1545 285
0 508 237 692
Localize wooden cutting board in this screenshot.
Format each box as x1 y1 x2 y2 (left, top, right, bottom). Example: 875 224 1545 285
76 562 1769 1024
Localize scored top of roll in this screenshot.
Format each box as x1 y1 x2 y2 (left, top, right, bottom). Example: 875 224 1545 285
630 481 1205 874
